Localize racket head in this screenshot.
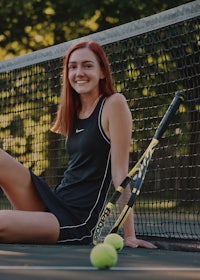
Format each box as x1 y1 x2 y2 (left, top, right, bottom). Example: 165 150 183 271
92 177 133 245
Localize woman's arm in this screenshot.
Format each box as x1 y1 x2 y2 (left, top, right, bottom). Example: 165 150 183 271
103 93 156 249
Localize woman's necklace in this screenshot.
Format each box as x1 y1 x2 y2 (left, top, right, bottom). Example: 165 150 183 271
79 95 102 119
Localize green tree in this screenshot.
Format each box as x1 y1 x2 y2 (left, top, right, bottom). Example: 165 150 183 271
0 0 190 60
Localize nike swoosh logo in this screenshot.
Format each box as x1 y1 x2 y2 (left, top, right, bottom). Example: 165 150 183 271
76 128 84 133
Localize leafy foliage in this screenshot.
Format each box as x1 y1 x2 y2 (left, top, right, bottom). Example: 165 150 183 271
0 0 190 60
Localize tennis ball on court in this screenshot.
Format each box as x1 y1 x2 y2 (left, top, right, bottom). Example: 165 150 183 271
104 233 124 252
90 243 118 269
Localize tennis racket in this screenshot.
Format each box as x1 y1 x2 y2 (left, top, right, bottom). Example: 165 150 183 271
93 91 184 245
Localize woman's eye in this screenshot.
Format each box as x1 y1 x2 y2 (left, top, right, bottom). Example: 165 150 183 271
84 64 93 68
68 65 76 70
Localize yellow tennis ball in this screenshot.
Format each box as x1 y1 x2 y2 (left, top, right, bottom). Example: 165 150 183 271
90 243 118 269
104 233 124 252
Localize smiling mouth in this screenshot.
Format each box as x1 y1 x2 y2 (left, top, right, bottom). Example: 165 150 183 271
76 80 88 84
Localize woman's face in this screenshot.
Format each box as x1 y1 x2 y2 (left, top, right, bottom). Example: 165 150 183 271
68 47 104 96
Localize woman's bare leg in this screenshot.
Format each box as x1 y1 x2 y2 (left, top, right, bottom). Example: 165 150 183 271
0 210 60 244
0 149 60 243
0 148 45 211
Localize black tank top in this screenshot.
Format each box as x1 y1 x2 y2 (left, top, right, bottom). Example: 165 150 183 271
56 97 111 211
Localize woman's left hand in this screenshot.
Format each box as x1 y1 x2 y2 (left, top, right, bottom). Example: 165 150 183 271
124 236 157 249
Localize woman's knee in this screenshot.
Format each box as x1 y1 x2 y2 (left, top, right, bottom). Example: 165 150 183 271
0 148 9 168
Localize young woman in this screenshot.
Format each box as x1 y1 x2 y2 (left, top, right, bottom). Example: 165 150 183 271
0 41 155 248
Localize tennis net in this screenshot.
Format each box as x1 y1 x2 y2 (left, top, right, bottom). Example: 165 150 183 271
0 1 199 248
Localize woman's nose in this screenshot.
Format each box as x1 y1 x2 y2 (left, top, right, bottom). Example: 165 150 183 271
76 66 84 76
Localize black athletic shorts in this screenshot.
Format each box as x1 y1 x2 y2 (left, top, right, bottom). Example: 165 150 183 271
30 171 99 245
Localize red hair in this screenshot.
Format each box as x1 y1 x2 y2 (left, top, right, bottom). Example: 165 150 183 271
51 41 115 136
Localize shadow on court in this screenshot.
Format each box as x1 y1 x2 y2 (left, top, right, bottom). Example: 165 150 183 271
0 244 199 280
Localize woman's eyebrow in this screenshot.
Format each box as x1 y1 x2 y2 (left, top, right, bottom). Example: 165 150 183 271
68 60 95 64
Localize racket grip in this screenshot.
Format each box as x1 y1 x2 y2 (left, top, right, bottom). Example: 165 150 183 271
154 91 184 140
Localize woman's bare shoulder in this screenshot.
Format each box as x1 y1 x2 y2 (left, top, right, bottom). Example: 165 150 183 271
105 93 127 108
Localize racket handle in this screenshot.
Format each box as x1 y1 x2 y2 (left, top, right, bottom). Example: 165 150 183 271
154 91 184 140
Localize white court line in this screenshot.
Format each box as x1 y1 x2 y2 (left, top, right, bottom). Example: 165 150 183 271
0 266 199 271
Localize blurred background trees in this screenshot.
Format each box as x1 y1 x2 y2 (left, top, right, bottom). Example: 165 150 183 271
0 0 191 60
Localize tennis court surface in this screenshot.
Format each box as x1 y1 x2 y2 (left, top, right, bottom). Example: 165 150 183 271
0 244 199 280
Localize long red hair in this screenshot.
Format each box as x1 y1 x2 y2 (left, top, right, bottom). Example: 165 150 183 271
51 41 115 136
